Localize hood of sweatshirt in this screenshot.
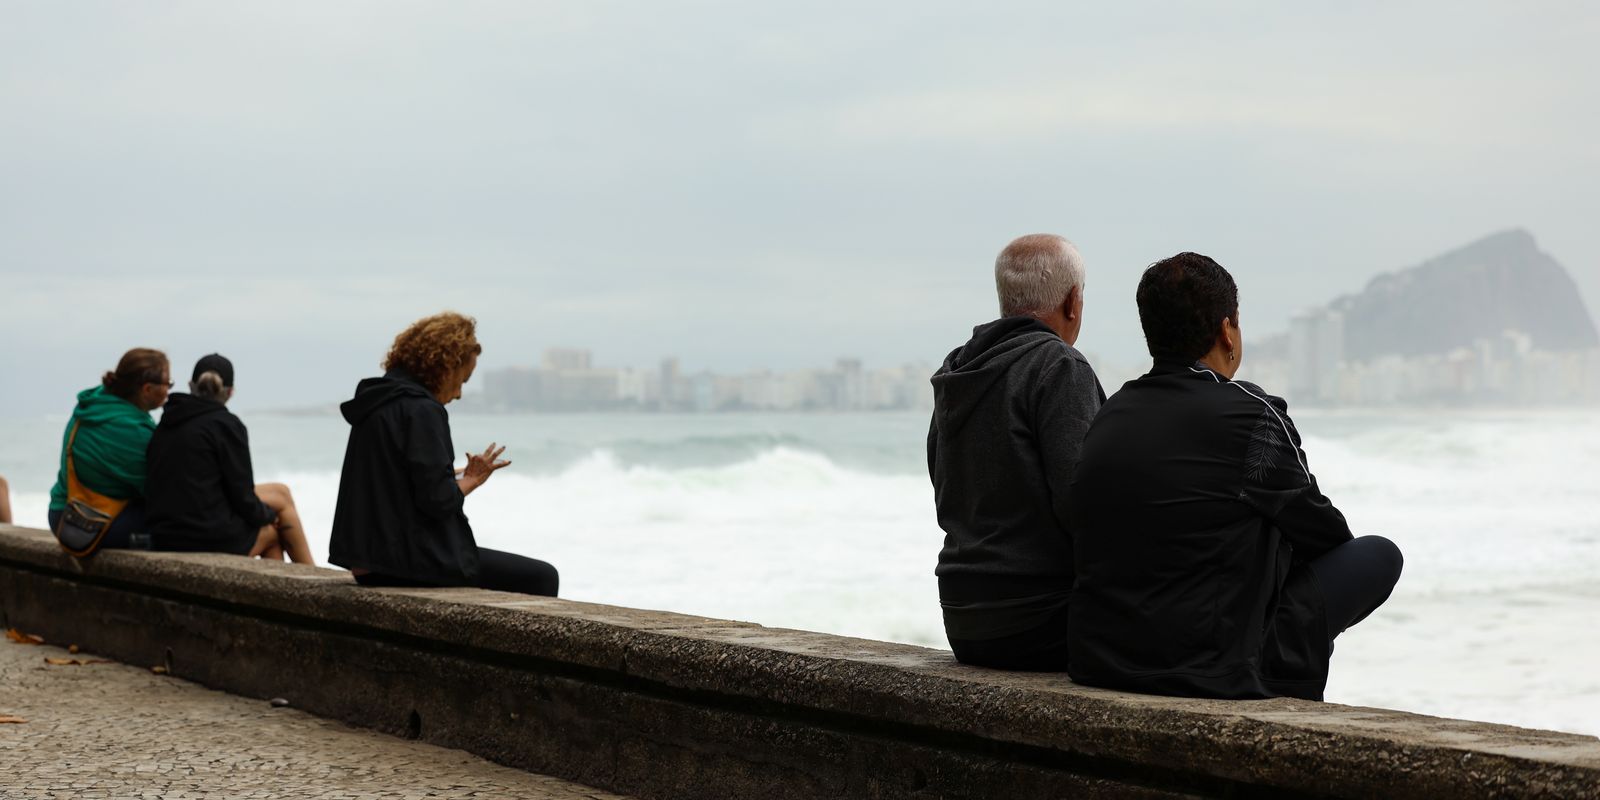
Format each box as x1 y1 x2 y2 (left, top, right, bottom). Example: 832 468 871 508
931 316 1062 436
156 392 228 429
71 385 155 431
340 369 436 425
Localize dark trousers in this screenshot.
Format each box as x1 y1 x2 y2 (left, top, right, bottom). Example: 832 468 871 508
354 547 559 597
949 535 1403 673
47 502 150 551
1307 534 1404 641
947 604 1070 671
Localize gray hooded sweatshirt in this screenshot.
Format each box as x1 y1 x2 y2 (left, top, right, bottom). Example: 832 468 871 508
928 316 1105 640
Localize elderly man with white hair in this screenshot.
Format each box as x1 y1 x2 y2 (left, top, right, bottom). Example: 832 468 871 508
928 233 1104 671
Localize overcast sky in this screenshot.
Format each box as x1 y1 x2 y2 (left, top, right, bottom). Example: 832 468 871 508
3 1 1596 414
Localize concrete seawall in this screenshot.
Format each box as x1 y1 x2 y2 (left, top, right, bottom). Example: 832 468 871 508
2 524 1596 799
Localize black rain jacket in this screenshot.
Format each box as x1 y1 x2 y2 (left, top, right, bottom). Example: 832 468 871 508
145 393 276 554
1067 359 1352 700
929 317 1105 640
328 369 479 585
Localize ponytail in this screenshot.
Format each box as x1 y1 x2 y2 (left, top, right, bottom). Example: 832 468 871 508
192 371 228 403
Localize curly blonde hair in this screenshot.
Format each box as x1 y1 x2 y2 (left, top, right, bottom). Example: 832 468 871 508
383 312 482 395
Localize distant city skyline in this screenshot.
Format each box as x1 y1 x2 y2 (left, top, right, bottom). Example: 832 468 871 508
462 348 934 414
1247 317 1600 407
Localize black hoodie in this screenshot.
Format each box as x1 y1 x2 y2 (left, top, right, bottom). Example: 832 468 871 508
928 317 1105 641
145 393 276 554
328 369 479 585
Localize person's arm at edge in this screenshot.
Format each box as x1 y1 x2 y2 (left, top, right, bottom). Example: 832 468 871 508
219 419 275 528
403 404 467 519
1238 386 1352 560
1036 350 1103 535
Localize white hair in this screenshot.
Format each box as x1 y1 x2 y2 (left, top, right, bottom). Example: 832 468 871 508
994 234 1085 318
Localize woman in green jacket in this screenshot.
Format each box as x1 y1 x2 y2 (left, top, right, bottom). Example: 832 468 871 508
47 348 171 549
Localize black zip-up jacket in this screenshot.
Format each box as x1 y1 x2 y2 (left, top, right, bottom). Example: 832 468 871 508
328 369 479 585
929 317 1105 639
145 393 276 554
1067 359 1352 700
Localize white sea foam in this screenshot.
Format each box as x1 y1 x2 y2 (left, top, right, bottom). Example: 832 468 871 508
267 446 947 649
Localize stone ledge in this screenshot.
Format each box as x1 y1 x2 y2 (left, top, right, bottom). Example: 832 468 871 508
1 524 1595 799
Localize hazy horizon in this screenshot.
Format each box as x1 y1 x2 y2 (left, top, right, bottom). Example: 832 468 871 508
4 3 1597 416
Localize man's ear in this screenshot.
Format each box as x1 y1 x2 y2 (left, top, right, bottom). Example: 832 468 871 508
1063 286 1081 321
1218 316 1237 352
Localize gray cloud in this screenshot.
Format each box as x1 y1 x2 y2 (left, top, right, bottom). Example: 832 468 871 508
2 1 1596 414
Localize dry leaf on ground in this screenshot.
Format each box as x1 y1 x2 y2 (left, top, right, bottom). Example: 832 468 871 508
0 716 27 724
67 644 79 654
5 629 44 645
43 657 111 666
150 665 168 675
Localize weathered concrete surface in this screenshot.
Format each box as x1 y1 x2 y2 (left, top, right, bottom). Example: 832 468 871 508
0 625 631 798
3 523 1598 799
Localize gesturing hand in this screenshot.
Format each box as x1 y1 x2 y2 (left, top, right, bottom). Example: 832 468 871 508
458 443 511 494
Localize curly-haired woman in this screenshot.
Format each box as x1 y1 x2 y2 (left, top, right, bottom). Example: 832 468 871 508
329 312 558 596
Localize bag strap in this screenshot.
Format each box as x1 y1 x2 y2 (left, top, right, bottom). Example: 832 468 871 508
63 422 98 502
64 421 81 485
63 421 129 513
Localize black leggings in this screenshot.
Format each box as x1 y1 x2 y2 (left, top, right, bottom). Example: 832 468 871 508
1307 535 1404 638
354 547 559 597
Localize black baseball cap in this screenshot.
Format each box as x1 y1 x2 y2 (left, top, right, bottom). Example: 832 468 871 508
192 353 234 387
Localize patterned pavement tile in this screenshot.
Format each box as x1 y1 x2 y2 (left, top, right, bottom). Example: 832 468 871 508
0 633 631 799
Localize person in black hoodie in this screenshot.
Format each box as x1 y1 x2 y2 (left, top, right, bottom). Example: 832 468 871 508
929 234 1105 670
329 312 558 596
1068 252 1402 701
145 354 315 563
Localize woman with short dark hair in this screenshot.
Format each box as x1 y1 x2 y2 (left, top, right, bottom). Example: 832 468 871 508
1068 253 1402 701
329 312 558 596
47 348 172 549
144 354 315 563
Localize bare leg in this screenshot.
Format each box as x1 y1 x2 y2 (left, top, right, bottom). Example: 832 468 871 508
249 526 286 561
0 475 11 525
255 482 315 565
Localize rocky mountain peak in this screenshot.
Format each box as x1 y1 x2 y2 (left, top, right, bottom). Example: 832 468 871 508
1330 229 1597 360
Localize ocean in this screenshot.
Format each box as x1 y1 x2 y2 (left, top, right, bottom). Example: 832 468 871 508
3 407 1597 737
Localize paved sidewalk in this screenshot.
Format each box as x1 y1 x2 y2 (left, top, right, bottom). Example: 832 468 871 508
0 633 632 799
